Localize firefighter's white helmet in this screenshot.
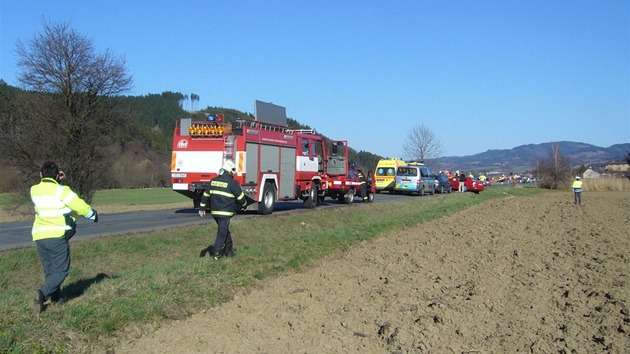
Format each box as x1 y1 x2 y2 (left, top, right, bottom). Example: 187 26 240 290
221 159 237 176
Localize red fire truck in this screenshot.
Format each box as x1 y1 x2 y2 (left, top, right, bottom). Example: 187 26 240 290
170 102 330 215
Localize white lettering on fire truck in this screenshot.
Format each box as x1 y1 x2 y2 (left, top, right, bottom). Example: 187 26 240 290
262 137 289 145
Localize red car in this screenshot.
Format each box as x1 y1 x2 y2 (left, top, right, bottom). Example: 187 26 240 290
449 176 485 193
326 168 375 204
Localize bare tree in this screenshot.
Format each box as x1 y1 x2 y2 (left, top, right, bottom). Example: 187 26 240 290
1 20 132 202
402 123 445 162
533 143 572 189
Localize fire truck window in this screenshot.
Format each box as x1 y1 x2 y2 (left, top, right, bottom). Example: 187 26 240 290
311 140 317 157
315 140 323 156
302 138 309 155
337 142 346 158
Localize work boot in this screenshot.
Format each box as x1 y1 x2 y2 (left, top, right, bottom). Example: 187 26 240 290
50 288 64 304
225 243 236 258
33 290 45 314
50 288 61 302
212 247 224 260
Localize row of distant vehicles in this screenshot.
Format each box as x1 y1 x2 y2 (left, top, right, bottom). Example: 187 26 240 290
171 101 485 216
373 158 486 195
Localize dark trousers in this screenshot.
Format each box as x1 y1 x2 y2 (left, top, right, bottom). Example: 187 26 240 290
36 236 70 300
574 191 582 205
213 217 233 253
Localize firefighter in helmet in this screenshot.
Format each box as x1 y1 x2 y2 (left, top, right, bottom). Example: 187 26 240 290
198 159 247 259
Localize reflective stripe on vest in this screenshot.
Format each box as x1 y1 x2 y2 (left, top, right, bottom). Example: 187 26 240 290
209 190 235 198
211 210 234 217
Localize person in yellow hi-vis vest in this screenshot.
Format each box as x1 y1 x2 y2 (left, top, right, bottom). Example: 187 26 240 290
30 161 99 313
572 176 583 205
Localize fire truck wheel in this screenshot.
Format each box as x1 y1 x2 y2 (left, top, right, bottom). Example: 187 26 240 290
304 185 318 209
258 182 276 215
367 192 374 203
344 189 355 204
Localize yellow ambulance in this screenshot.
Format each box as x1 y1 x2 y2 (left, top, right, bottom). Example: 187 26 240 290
374 158 407 193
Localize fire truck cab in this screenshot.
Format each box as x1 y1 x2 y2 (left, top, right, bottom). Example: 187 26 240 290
324 140 375 204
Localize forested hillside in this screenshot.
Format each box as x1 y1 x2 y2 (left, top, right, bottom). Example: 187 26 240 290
0 83 381 193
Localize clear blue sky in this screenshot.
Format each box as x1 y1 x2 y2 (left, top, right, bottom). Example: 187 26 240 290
1 1 628 158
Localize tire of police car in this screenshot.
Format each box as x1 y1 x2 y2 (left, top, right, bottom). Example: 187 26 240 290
258 182 276 215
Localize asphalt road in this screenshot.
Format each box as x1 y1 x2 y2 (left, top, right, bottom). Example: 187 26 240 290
0 192 412 251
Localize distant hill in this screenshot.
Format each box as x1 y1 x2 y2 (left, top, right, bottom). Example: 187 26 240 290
434 142 630 174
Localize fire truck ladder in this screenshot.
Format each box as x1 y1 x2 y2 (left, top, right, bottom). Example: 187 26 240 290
224 135 236 162
240 119 315 135
286 129 316 135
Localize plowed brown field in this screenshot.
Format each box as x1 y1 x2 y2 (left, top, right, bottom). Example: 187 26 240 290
115 191 630 353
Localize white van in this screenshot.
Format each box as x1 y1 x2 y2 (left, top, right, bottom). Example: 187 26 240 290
394 163 436 196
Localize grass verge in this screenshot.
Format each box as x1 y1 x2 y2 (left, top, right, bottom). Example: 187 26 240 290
0 187 542 353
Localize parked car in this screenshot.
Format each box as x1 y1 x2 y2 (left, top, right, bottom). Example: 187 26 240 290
433 173 452 194
394 163 435 195
449 176 485 193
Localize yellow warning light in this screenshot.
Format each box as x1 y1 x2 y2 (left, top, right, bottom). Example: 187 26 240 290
217 125 224 135
209 125 217 135
188 125 195 135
